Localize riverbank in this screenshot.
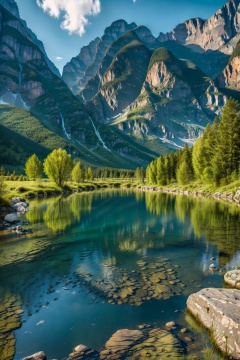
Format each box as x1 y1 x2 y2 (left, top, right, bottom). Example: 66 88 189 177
139 184 240 205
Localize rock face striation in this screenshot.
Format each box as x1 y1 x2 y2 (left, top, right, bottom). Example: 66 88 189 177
187 288 240 359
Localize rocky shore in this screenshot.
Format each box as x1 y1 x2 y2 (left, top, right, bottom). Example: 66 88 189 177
186 269 240 359
140 186 240 205
0 197 29 230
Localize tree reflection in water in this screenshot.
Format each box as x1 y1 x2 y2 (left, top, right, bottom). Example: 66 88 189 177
144 191 240 267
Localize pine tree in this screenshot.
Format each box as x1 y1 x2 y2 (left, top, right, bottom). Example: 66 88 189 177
212 98 240 184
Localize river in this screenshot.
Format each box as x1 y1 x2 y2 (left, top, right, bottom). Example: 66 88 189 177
0 189 240 359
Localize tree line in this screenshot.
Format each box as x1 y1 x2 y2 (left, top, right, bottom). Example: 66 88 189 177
23 149 139 187
146 98 240 186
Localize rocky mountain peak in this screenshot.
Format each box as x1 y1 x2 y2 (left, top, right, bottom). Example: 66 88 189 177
62 19 138 93
0 0 19 17
158 0 240 53
133 25 158 47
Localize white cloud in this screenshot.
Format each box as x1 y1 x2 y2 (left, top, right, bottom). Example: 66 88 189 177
36 0 101 36
55 56 63 61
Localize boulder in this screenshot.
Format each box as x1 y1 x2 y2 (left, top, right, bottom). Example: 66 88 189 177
4 213 18 223
187 288 240 359
224 270 240 289
22 352 46 360
233 190 240 203
11 197 26 205
13 202 29 209
67 344 99 359
105 329 144 354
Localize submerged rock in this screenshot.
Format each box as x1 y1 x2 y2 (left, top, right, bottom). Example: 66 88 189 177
67 344 99 359
22 351 46 360
187 288 240 359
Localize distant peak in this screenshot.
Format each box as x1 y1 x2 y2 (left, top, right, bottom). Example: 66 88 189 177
0 0 19 17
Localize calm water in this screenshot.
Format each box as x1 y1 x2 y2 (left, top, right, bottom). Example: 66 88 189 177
0 189 240 359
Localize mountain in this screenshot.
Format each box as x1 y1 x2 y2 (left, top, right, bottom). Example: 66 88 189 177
158 0 240 54
62 20 137 94
2 0 240 171
85 35 152 119
107 48 226 148
0 2 162 168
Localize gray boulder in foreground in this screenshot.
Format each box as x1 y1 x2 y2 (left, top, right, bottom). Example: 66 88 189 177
22 352 46 360
187 288 240 359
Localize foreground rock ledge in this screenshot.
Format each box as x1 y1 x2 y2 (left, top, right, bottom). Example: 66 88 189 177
187 288 240 359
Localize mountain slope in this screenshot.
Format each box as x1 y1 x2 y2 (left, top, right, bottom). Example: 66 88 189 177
84 37 152 120
109 47 226 148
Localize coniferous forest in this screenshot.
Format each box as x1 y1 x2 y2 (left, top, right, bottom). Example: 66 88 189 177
146 98 240 187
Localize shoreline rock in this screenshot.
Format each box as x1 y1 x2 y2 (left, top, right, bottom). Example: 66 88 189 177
22 352 46 360
187 288 240 359
23 326 184 360
224 269 240 289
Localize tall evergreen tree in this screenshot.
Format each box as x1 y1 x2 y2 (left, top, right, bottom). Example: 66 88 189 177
212 98 240 184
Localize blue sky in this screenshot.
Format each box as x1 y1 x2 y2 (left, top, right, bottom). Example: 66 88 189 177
16 0 227 73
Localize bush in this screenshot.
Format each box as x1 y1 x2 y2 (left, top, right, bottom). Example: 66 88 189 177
16 186 29 193
0 196 11 207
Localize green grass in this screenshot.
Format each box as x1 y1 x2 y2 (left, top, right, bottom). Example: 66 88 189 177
3 178 140 200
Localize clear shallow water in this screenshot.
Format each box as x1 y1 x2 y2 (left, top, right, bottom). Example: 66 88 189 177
0 189 240 359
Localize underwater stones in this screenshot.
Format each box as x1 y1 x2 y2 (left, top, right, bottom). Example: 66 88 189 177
119 287 134 299
67 344 99 359
105 329 144 356
75 257 184 307
130 329 183 359
0 291 23 360
224 270 240 289
187 288 240 359
22 352 46 360
165 321 176 329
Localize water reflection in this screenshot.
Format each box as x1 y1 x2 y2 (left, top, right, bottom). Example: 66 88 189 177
26 193 93 232
144 192 240 267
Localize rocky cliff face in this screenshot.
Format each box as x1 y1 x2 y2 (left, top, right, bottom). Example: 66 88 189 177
158 0 240 54
109 48 226 148
216 41 240 89
62 20 137 94
0 3 159 168
87 40 152 120
217 56 240 88
62 38 100 93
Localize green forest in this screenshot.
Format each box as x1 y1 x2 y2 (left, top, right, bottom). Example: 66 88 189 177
146 98 240 187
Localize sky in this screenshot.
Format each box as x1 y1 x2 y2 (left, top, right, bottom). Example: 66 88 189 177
15 0 227 74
